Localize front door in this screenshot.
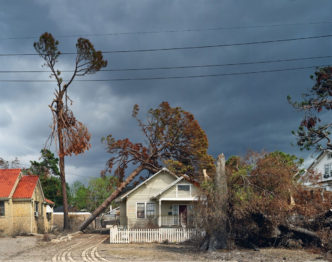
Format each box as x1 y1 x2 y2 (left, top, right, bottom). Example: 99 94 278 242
179 205 187 227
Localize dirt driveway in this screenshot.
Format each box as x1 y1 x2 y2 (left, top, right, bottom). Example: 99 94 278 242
0 233 330 262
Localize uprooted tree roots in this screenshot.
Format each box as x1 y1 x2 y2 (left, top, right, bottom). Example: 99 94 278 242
231 210 331 251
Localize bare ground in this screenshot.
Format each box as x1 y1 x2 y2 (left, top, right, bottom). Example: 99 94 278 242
0 233 330 262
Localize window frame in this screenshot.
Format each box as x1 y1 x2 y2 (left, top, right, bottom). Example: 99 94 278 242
176 184 191 197
0 201 5 216
177 184 191 192
136 202 145 219
324 164 332 179
146 202 156 218
34 201 39 214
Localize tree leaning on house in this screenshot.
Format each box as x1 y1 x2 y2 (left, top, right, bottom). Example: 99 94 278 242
34 32 107 229
80 102 215 231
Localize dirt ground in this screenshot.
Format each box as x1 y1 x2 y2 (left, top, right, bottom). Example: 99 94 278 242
0 233 330 262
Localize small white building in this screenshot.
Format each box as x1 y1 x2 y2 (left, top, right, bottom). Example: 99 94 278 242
115 168 200 228
304 150 332 191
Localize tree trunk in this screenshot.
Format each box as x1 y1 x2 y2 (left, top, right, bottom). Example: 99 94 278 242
57 99 70 230
201 153 229 251
79 165 144 231
59 155 69 230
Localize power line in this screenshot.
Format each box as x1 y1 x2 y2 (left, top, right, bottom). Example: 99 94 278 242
0 64 327 82
0 55 331 73
1 33 332 57
2 21 332 40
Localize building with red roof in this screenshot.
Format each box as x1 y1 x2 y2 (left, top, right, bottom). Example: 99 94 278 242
0 169 54 236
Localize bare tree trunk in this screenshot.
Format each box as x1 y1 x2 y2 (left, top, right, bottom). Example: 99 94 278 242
59 155 69 230
216 153 228 195
57 99 70 230
79 165 144 231
201 153 229 251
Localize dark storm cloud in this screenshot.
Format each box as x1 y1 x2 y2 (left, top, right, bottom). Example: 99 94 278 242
1 0 332 183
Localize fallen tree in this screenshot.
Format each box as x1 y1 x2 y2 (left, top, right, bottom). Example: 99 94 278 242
228 152 332 250
80 102 215 231
196 151 332 251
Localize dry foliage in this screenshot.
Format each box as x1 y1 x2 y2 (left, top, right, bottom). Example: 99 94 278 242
80 102 214 230
197 151 332 249
34 32 107 229
104 101 215 182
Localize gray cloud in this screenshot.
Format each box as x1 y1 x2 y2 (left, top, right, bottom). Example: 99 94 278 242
0 0 331 183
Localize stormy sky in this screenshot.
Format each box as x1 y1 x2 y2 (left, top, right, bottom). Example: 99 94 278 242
0 0 331 184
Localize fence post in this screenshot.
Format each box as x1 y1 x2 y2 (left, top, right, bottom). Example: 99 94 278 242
109 225 118 243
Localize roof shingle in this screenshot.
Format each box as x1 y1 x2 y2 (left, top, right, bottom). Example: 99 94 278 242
12 175 39 199
0 169 21 198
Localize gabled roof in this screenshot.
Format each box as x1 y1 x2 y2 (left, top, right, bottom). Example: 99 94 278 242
307 150 332 170
116 167 178 202
0 169 21 198
151 176 184 199
12 175 39 199
45 198 54 205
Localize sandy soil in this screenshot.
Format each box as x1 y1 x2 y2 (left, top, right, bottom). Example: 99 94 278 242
0 233 330 262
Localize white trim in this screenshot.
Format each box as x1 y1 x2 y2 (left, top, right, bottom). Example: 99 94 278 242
308 150 332 170
136 202 146 219
159 197 199 201
177 184 191 197
158 200 161 227
152 176 184 199
136 202 157 219
176 183 178 198
116 168 178 202
146 202 156 218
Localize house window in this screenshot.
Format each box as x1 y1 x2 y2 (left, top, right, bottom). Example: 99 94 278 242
34 201 39 217
146 203 156 218
0 201 4 216
137 203 145 218
324 164 332 179
172 205 179 225
178 185 190 191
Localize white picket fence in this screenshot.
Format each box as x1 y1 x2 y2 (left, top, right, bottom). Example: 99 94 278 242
109 226 198 243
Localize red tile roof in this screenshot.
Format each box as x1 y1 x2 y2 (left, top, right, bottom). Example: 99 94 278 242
45 198 54 205
12 175 39 199
0 169 21 198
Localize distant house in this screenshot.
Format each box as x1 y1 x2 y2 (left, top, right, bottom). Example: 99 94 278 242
304 150 332 191
115 168 200 228
0 169 54 235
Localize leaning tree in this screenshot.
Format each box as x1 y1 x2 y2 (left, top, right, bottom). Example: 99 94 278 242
288 66 332 151
34 32 107 229
80 102 215 230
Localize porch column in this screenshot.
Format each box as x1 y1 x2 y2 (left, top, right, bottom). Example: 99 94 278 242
158 200 161 227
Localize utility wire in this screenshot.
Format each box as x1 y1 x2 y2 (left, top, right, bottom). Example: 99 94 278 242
2 21 332 40
0 55 331 73
1 33 332 57
0 64 328 82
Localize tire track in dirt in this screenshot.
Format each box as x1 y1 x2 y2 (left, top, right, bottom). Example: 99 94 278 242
81 236 110 262
52 234 101 262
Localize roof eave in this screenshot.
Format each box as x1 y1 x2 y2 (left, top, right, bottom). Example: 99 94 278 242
119 167 178 200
